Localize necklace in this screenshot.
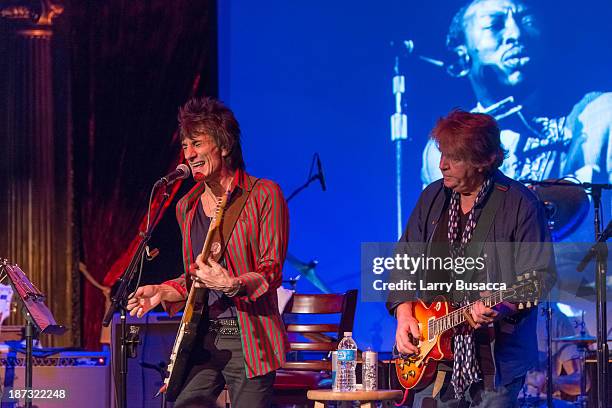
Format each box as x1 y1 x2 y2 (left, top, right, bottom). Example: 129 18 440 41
201 177 233 218
201 190 219 218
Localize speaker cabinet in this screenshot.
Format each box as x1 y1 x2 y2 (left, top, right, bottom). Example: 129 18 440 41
0 350 109 407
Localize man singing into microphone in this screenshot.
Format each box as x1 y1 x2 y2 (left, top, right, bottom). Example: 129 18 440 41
127 97 289 408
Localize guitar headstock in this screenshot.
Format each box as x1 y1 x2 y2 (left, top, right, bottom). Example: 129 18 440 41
505 271 541 310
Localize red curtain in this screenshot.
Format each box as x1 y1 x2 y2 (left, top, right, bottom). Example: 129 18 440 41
69 0 217 349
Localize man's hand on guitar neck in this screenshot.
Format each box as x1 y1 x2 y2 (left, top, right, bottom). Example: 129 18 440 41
395 302 421 355
469 292 518 329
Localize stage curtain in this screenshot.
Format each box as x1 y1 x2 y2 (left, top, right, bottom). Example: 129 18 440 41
69 0 217 349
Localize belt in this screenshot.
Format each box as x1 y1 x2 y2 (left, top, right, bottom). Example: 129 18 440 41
208 318 240 335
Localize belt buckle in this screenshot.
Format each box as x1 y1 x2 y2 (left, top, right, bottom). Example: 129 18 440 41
219 327 239 335
208 319 239 335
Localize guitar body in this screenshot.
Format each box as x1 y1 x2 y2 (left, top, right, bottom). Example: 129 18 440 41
161 190 231 402
394 272 541 392
395 296 453 390
164 286 208 401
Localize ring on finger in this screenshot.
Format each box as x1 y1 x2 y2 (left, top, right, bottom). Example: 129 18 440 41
191 275 204 284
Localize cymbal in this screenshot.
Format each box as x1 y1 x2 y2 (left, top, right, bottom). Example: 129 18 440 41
531 179 589 241
552 334 612 343
285 252 331 293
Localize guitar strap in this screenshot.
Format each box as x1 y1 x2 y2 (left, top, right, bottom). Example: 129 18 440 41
454 180 508 298
456 180 508 393
188 176 258 290
218 176 258 259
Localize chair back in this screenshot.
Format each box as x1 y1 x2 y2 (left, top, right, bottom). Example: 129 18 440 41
282 289 357 371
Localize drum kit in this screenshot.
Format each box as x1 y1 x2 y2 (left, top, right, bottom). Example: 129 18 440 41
519 326 612 408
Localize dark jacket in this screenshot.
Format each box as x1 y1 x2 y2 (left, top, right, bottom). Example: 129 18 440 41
387 170 556 386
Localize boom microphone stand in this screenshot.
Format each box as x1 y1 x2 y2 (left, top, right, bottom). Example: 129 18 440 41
102 181 173 408
284 154 327 291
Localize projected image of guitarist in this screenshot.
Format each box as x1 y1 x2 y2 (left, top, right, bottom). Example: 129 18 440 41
126 97 289 408
387 110 555 407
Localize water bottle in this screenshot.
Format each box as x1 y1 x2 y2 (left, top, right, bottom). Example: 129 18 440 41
336 331 357 392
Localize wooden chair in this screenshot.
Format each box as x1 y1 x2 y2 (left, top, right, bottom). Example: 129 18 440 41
274 289 358 406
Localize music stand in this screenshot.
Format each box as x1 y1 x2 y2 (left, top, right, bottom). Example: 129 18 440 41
0 260 66 408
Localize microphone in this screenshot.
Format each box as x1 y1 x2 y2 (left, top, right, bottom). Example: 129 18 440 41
315 154 326 191
157 164 190 185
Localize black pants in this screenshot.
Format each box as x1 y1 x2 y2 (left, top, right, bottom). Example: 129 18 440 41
173 328 276 408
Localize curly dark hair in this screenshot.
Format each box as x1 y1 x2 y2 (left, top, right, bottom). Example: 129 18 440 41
178 97 245 171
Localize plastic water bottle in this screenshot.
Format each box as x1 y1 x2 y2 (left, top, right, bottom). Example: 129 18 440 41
336 331 357 392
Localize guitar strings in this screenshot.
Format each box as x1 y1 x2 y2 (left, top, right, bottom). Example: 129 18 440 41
429 290 508 336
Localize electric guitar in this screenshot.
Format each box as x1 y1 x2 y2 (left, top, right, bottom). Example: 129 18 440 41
395 271 541 391
159 191 230 401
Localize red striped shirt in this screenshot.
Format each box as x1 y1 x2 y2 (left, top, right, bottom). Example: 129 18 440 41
162 168 290 378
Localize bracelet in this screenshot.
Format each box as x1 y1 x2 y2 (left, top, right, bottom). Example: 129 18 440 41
225 279 243 297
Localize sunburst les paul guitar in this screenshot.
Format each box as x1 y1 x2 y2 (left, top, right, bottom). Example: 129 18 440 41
395 271 541 391
159 191 230 401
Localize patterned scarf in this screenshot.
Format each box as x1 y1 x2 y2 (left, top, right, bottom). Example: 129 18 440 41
448 176 492 399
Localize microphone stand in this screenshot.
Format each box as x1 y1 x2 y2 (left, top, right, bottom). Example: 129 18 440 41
390 54 408 239
284 155 325 292
285 153 325 203
102 182 172 408
545 300 553 408
577 185 610 408
523 179 611 408
285 174 322 203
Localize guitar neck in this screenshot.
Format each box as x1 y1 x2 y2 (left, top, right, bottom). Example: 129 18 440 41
430 290 505 336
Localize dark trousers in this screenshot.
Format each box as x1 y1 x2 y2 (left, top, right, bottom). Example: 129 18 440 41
173 329 276 408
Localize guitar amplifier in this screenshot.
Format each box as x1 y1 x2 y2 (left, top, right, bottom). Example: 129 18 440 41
0 350 109 407
110 312 181 408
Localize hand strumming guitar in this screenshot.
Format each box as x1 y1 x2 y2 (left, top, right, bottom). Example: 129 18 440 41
190 253 243 296
395 302 422 355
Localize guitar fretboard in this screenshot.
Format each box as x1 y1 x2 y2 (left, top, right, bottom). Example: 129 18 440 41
428 290 507 336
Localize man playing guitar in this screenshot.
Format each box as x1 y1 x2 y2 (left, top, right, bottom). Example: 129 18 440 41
388 110 555 407
127 97 289 408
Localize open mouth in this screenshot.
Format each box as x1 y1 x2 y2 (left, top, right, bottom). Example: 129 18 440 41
191 161 205 169
502 48 530 69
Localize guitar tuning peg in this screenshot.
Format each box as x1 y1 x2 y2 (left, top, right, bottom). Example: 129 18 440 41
518 303 524 310
534 300 538 306
526 301 531 308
